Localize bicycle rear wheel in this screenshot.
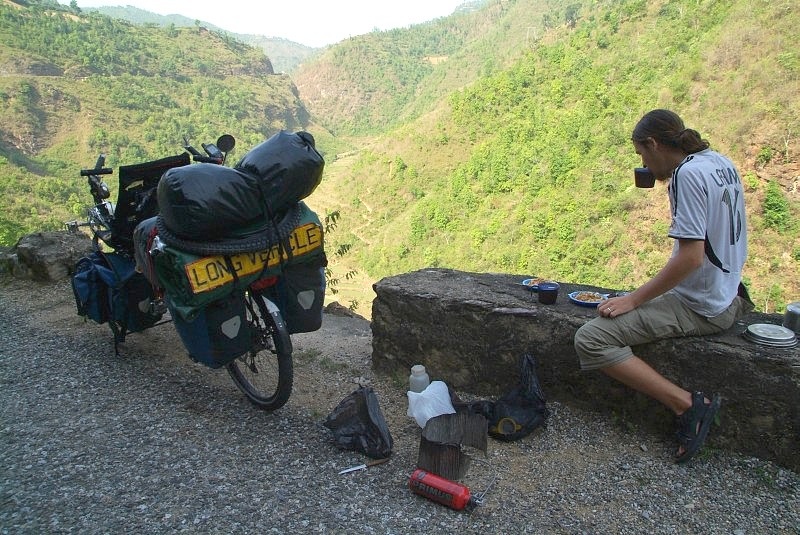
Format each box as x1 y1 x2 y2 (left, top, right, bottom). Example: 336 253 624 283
226 291 293 411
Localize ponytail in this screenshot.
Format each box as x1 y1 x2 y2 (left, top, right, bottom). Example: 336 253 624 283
632 110 710 154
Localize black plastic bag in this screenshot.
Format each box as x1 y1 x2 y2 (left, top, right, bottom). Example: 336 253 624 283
157 131 324 242
451 353 549 442
489 353 549 441
234 130 324 216
323 387 393 459
157 163 262 240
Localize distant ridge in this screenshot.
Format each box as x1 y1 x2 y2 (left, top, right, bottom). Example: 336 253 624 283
88 5 318 73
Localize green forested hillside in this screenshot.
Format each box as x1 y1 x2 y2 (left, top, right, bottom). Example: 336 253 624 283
293 0 535 135
1 2 272 76
0 1 321 245
88 5 319 74
299 0 799 314
1 0 797 317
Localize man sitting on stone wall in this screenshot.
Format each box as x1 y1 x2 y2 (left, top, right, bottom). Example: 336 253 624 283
574 109 753 463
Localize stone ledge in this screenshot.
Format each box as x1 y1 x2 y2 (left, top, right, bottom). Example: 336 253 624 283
371 268 800 471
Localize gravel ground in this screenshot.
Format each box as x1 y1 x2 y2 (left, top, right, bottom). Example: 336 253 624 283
1 277 798 534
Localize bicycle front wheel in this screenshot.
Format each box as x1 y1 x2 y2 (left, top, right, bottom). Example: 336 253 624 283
226 292 293 411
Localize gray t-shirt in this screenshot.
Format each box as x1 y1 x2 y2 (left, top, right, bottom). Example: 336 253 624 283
667 149 747 317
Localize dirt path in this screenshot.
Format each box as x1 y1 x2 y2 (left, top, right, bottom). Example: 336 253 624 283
1 276 797 533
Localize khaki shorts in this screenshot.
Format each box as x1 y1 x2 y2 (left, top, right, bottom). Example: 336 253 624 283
574 293 753 371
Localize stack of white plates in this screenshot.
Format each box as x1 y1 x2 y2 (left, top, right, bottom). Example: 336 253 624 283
742 323 798 348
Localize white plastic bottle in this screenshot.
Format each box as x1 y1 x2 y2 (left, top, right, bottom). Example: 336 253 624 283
409 364 431 393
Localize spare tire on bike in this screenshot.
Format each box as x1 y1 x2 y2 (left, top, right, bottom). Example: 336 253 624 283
169 290 251 369
152 201 324 321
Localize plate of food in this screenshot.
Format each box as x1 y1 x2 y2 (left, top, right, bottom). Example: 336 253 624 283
520 277 546 291
568 291 609 307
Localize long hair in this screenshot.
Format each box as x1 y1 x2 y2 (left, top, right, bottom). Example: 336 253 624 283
632 109 710 154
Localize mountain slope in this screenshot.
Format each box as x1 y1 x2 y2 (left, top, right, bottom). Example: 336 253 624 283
292 0 532 135
0 0 797 316
0 2 319 244
88 4 319 73
303 0 799 313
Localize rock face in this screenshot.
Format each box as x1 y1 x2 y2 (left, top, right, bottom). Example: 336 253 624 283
372 268 800 471
1 231 94 281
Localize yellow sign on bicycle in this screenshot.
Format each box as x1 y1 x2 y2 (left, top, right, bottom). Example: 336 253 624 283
185 222 323 294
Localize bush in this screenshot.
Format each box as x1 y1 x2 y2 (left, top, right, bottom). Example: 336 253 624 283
755 147 773 167
762 180 791 231
742 172 759 191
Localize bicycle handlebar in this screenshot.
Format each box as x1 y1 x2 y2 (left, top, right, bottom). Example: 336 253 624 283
80 167 113 176
183 143 221 163
80 154 113 176
184 135 233 165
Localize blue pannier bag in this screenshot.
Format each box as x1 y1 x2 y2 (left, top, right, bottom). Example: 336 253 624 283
72 253 110 325
168 290 251 369
265 254 326 334
71 251 163 348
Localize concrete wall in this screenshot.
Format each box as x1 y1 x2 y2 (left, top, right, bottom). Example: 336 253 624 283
371 268 800 471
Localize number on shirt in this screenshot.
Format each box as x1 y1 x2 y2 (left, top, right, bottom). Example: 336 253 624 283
721 187 743 246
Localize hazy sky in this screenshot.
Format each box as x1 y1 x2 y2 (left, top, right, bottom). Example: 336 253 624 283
59 1 467 48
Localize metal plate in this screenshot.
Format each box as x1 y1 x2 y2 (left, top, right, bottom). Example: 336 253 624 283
742 333 797 348
743 323 797 348
745 323 797 342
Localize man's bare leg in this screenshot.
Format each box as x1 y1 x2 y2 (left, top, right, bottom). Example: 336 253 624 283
601 356 692 415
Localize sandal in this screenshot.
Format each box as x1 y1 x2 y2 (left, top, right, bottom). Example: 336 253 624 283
674 391 721 464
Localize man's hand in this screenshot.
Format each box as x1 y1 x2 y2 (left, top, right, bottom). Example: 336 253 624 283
598 294 635 318
598 238 704 318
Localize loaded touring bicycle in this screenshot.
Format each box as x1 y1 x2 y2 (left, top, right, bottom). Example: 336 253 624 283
69 131 327 411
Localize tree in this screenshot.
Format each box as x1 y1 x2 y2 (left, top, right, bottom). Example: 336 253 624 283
565 4 581 28
323 210 359 310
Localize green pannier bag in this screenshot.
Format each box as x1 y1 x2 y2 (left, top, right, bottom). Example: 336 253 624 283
154 203 324 321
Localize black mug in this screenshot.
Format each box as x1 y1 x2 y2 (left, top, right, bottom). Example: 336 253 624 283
537 282 559 305
634 167 656 188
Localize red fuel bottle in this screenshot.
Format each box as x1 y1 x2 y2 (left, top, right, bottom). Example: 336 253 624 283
408 469 476 511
